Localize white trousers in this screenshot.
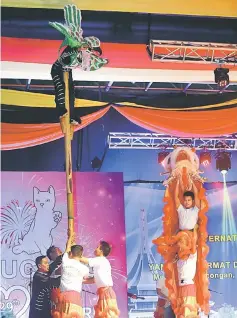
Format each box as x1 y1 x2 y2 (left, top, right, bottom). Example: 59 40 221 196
177 252 197 286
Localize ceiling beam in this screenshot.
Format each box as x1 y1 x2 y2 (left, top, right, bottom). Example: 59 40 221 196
219 83 230 94
183 83 192 93
2 83 237 94
26 79 31 90
145 82 153 92
105 81 113 92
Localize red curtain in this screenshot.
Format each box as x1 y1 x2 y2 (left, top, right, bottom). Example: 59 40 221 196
1 106 110 150
114 106 237 137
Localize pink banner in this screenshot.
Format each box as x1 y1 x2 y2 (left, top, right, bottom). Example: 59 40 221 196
1 172 128 318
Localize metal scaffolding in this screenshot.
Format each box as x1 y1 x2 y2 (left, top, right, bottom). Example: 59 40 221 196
108 133 237 150
2 79 237 94
148 40 237 64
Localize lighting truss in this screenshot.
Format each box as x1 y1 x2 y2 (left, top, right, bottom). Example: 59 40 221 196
148 40 237 64
2 79 237 94
108 133 237 150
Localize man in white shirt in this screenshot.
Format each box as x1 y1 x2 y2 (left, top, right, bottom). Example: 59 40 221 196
154 277 175 318
51 230 89 318
60 246 89 294
175 179 200 231
80 241 120 318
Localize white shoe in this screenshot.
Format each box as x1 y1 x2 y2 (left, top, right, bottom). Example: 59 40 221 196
70 119 79 125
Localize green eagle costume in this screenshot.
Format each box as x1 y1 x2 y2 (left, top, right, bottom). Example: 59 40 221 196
50 5 108 122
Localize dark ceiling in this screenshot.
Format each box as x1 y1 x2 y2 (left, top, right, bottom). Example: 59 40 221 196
2 7 237 44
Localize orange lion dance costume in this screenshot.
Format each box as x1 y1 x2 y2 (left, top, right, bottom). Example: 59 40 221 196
95 287 120 317
51 288 84 318
153 147 210 318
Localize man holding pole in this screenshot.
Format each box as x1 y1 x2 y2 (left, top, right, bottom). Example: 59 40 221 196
80 241 120 318
51 229 89 318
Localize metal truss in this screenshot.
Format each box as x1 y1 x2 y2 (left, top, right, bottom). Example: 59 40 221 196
148 40 237 64
108 133 237 150
142 82 237 93
2 79 237 94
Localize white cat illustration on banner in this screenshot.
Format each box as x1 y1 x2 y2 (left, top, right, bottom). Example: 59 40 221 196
1 186 62 255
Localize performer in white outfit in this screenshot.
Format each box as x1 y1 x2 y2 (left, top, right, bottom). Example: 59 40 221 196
80 241 120 317
60 251 89 294
177 252 198 287
87 255 113 288
176 200 198 287
51 230 89 318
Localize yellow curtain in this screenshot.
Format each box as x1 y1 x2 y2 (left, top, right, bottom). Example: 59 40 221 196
2 89 237 111
1 89 106 108
2 0 237 17
119 99 237 111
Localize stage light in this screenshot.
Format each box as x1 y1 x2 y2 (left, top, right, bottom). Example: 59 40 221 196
158 151 169 165
221 171 236 237
215 151 231 173
221 170 227 175
91 156 102 169
200 151 211 167
214 68 229 87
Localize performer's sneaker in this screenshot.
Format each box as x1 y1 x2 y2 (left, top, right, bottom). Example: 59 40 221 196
70 119 79 125
70 115 81 125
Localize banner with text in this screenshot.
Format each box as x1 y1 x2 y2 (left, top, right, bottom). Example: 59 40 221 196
124 183 237 318
0 172 128 318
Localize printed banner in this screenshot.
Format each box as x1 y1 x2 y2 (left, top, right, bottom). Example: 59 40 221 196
125 183 237 317
0 172 128 318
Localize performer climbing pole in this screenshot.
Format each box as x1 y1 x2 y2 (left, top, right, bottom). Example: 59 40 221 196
153 147 210 318
49 4 108 234
49 5 108 318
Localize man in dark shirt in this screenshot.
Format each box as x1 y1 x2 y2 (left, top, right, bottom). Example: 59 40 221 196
29 255 62 318
47 246 62 288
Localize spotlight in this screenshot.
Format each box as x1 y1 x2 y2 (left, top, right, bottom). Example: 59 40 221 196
91 156 102 169
221 170 228 175
200 151 211 167
214 68 229 87
158 151 169 165
215 151 231 173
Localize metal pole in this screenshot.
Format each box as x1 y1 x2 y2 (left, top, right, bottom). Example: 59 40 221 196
60 71 75 237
